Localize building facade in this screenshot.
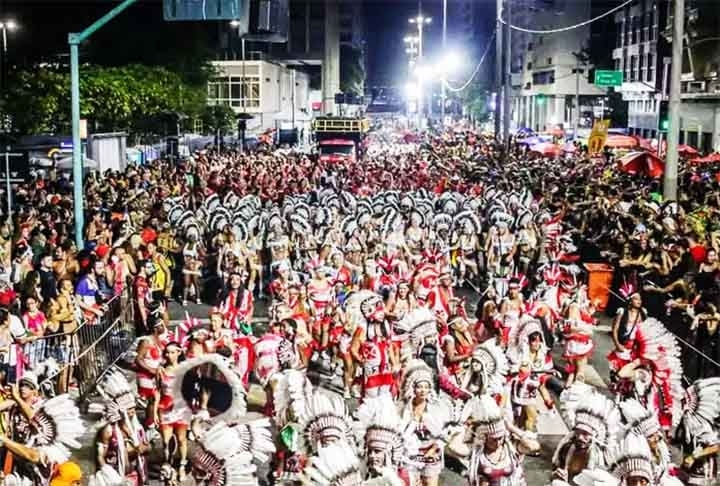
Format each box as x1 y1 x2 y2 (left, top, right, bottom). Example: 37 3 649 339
612 0 720 151
511 0 606 133
207 60 311 132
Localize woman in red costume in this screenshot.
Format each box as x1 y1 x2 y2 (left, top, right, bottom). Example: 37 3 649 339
442 316 476 388
218 271 254 331
154 342 190 481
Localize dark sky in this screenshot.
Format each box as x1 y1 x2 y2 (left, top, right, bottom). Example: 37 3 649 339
0 0 495 86
365 0 496 86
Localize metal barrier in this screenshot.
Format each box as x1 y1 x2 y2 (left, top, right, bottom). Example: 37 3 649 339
21 289 135 398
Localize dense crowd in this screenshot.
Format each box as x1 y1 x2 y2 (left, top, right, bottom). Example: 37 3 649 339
1 129 720 485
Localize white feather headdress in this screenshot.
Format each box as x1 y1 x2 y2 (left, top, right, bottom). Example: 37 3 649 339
303 441 364 486
609 432 653 483
29 394 84 464
298 390 353 454
170 353 248 425
353 396 418 467
470 340 509 392
190 422 258 486
560 383 621 448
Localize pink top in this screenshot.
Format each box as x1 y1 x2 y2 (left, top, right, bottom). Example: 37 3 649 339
23 311 46 336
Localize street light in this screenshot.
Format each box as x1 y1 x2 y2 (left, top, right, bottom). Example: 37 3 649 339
0 19 18 54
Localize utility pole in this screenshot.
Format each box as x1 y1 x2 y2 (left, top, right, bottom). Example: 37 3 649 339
574 53 581 140
664 0 684 201
441 0 447 125
502 0 512 145
494 0 503 139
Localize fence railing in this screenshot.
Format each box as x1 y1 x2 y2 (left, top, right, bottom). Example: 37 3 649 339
20 288 136 398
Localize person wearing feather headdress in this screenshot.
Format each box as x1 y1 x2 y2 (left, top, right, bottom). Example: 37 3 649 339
350 293 399 400
399 360 450 486
675 378 720 485
507 317 561 433
552 384 622 484
450 213 482 288
463 394 530 486
618 399 678 485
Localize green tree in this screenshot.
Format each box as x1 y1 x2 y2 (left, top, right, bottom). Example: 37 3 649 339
340 45 365 96
4 64 208 140
201 104 237 139
459 80 491 123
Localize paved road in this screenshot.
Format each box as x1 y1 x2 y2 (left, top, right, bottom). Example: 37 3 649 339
71 291 619 484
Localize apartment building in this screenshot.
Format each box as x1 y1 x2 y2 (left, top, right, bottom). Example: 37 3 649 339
612 0 720 151
511 0 606 133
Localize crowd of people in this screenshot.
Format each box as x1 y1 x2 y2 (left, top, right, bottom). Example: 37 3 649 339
1 128 720 485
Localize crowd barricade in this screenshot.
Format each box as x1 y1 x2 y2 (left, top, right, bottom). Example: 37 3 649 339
20 288 136 398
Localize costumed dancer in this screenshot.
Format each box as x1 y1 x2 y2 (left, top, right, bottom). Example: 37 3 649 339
399 360 452 486
188 422 259 485
675 377 720 485
303 440 405 486
619 399 678 485
507 316 561 433
154 341 191 481
609 432 684 486
562 299 596 388
609 317 684 434
450 211 482 288
93 370 150 485
552 383 622 484
354 396 416 485
348 291 400 399
462 394 528 486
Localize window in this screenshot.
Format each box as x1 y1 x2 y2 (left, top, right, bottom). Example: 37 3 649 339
207 75 261 109
527 62 533 70
547 57 552 66
532 70 555 85
528 42 533 51
631 17 638 44
648 54 655 83
630 55 637 81
538 36 544 45
614 58 621 71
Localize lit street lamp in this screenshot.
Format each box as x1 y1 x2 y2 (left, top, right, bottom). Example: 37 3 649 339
0 20 17 54
408 15 431 59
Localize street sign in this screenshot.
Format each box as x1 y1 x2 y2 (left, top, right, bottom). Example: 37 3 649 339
164 0 249 23
594 70 623 87
588 119 610 155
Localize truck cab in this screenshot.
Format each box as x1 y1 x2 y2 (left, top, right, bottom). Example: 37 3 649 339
313 117 369 164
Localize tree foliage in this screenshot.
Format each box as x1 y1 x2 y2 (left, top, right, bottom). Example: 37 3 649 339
459 80 491 122
340 45 365 96
3 64 210 140
201 104 237 135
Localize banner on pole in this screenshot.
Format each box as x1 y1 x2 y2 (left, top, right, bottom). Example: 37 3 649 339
588 119 610 155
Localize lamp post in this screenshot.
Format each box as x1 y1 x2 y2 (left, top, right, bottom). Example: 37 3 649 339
409 14 431 125
0 20 18 113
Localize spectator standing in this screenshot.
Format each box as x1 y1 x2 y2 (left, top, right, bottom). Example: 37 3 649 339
38 253 58 306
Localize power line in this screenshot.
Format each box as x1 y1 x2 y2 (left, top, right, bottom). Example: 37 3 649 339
499 0 633 34
444 31 496 92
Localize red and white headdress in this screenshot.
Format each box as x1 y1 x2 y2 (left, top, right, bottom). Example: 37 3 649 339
462 394 508 441
190 422 257 486
298 390 353 454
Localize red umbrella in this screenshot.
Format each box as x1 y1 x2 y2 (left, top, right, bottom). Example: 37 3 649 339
605 135 639 149
690 153 720 165
637 137 654 151
618 151 665 178
678 144 699 157
529 142 561 157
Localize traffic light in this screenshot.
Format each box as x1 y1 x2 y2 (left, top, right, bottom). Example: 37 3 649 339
658 100 669 132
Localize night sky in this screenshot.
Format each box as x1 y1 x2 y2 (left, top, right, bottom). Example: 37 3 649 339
0 0 495 87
